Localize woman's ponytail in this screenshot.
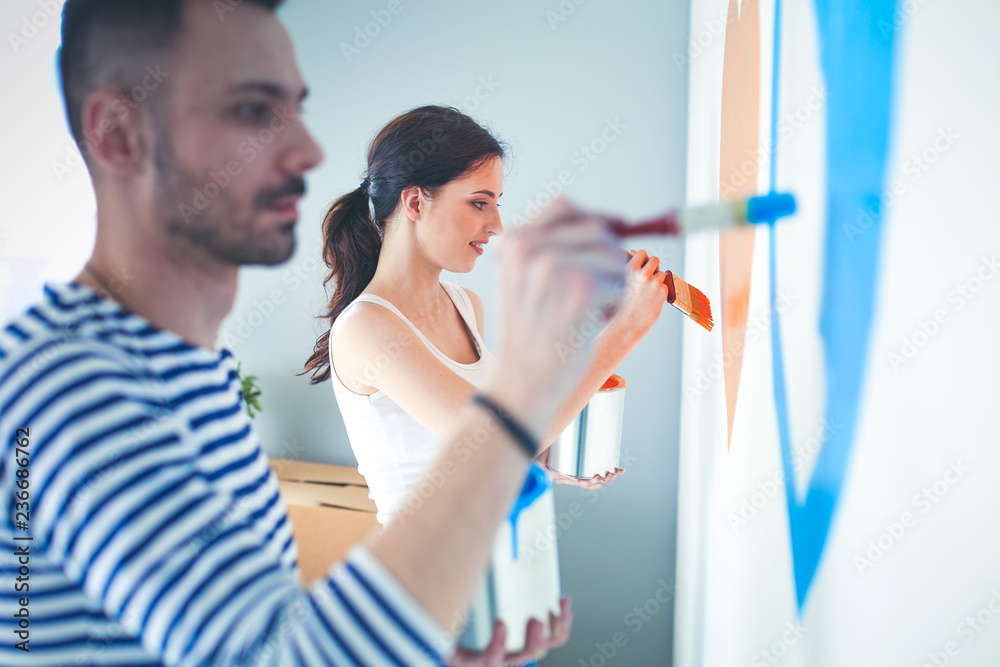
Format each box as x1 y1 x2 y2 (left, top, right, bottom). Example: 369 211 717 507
303 105 506 385
302 186 381 384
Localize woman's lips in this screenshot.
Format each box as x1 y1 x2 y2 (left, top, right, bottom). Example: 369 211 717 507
470 242 485 256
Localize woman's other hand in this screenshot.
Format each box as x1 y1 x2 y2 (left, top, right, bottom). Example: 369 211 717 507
447 597 573 667
537 448 626 490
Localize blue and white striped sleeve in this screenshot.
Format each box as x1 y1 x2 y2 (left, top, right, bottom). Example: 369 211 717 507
1 342 452 666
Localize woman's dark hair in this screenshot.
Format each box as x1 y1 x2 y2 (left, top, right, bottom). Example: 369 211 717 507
302 105 505 384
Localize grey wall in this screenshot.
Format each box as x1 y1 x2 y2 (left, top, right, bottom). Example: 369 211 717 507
222 1 689 664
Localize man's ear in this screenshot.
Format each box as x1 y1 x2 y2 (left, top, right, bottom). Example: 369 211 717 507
79 89 153 176
399 185 424 223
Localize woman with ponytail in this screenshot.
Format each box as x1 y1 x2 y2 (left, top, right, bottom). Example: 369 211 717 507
304 106 671 666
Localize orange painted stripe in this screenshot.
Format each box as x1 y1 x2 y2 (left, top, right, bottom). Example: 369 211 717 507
719 0 760 448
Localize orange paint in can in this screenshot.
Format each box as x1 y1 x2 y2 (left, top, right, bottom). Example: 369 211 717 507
600 374 626 392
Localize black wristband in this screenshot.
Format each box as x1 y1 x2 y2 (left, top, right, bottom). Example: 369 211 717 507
471 393 540 460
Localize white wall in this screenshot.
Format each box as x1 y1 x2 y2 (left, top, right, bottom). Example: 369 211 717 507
676 1 1000 666
1 1 692 665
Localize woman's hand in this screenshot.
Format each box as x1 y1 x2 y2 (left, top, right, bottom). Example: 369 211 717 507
606 249 672 343
537 448 626 491
550 467 625 491
448 597 573 667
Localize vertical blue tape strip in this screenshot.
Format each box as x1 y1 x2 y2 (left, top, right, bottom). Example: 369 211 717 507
768 0 899 611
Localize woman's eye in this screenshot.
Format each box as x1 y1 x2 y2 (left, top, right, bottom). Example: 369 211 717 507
472 201 487 210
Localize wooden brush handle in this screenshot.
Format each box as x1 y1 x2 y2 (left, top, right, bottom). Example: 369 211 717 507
608 213 681 238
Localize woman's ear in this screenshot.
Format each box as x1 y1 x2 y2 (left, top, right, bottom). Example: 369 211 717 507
399 185 424 223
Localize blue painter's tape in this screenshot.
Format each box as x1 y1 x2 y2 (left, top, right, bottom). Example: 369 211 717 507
767 0 899 611
509 464 552 560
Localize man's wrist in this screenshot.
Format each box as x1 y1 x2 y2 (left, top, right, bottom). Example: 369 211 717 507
481 371 552 438
471 393 540 460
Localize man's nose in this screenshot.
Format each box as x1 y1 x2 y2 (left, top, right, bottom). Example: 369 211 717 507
282 120 324 175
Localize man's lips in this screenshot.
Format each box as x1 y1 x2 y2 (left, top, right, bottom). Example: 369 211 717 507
265 196 301 218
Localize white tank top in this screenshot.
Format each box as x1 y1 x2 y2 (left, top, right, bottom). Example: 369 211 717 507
329 282 500 525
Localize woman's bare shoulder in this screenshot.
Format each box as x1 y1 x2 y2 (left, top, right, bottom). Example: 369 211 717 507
459 286 486 338
331 300 408 349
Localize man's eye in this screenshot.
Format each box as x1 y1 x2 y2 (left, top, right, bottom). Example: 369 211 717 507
235 103 269 120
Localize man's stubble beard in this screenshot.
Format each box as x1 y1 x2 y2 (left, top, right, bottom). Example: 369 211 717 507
153 118 297 267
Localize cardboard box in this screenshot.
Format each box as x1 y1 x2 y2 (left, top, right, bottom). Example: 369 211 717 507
269 458 381 585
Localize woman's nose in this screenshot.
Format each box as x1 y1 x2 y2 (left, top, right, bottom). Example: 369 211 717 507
488 210 504 237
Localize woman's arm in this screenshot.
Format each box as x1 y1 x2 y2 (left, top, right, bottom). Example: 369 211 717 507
331 303 480 438
332 251 668 456
461 251 668 453
537 249 670 447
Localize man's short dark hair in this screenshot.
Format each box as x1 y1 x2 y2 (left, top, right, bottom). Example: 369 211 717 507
58 0 285 151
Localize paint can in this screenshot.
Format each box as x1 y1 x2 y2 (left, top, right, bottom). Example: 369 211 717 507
460 465 562 653
548 374 626 479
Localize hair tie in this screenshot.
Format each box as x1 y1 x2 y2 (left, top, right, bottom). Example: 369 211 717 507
359 177 371 195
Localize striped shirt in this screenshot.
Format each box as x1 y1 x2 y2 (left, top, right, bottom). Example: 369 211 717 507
0 282 451 666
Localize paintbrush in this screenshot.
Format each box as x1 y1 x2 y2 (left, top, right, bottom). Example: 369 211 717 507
624 250 714 332
609 192 796 238
665 271 714 332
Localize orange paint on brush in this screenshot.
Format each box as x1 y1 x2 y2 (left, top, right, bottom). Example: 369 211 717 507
665 272 714 332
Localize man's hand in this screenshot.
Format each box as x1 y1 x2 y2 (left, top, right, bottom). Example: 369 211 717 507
489 198 627 434
448 597 573 667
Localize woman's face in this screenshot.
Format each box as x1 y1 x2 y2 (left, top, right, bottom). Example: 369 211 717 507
416 156 504 273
